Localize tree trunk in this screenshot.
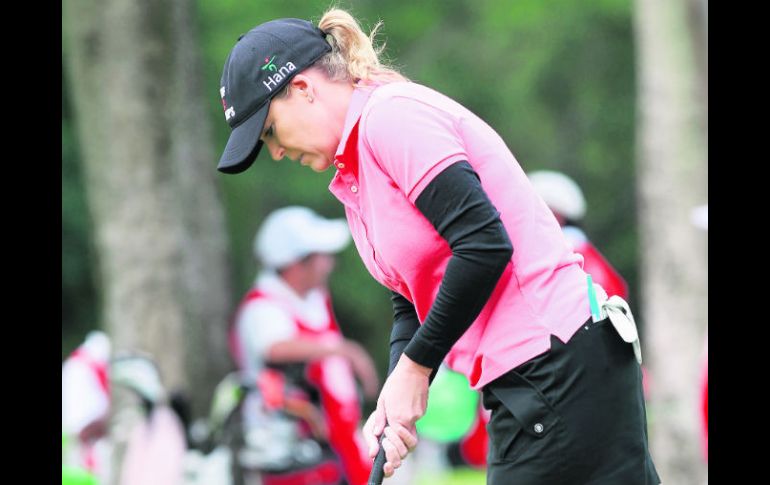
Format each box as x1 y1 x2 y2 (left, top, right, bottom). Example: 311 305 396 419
633 0 708 483
63 0 232 478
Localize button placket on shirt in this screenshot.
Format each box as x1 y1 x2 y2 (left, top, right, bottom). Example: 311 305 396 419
333 158 396 288
334 159 359 194
332 114 400 290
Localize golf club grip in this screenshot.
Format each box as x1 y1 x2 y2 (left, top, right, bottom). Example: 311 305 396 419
368 434 388 484
368 327 438 485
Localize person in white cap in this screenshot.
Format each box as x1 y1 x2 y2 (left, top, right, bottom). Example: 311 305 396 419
528 170 629 299
62 330 112 482
230 206 380 485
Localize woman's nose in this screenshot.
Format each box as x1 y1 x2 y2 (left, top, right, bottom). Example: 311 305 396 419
265 140 285 160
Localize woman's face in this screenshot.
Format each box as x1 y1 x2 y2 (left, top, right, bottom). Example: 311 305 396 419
260 79 341 172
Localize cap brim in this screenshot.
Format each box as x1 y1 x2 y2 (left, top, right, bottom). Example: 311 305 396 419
217 102 270 174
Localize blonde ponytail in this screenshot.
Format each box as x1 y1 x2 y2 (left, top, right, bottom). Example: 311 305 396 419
316 9 407 84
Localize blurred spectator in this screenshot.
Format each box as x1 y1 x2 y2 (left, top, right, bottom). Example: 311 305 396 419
110 353 187 485
529 170 629 299
229 206 380 485
62 331 112 482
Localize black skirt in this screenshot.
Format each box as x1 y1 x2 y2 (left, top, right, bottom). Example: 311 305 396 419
482 317 661 485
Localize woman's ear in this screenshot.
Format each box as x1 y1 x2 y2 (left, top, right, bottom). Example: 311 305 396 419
289 74 315 101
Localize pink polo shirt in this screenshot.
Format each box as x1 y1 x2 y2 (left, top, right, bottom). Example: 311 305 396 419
329 82 601 390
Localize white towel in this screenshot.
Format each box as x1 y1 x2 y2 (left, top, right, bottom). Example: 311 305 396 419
596 290 643 365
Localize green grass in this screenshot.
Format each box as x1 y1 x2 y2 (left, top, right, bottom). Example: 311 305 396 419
415 467 486 485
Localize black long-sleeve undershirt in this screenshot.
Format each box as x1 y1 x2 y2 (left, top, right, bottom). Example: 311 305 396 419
387 161 513 373
389 291 421 375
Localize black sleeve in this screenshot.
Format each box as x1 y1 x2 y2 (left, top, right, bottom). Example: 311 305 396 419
389 291 439 383
401 161 513 370
388 291 420 375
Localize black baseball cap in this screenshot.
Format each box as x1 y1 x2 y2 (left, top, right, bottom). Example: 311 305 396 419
217 19 332 174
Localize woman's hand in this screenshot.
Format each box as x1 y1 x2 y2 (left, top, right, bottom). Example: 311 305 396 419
362 353 431 478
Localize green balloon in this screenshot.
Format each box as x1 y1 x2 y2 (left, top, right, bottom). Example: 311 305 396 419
416 367 479 443
62 466 99 485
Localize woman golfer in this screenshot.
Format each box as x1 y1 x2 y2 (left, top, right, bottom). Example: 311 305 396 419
216 8 660 485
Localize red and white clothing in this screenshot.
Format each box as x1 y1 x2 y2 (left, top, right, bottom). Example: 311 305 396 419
233 271 334 383
329 82 605 390
62 338 112 479
62 349 110 435
231 271 371 485
562 225 628 299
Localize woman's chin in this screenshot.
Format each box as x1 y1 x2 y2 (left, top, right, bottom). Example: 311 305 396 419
309 158 332 172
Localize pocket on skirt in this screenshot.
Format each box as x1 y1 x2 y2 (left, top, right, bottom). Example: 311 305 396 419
482 370 562 464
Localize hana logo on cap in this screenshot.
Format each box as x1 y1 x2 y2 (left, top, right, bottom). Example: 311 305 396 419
260 54 297 92
262 55 278 72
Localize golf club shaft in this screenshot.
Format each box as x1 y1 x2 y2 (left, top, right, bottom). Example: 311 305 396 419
368 435 388 484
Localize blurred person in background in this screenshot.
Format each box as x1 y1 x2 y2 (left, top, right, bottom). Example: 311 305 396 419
62 331 112 484
63 333 190 485
528 170 629 299
215 9 659 484
229 206 379 485
110 353 188 485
